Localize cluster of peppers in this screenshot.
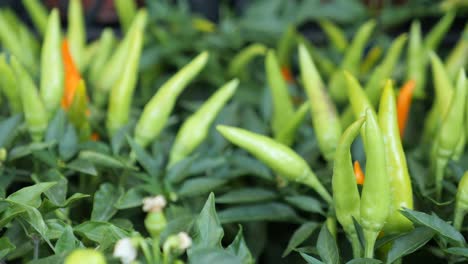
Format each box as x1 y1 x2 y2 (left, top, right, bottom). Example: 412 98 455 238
217 13 468 261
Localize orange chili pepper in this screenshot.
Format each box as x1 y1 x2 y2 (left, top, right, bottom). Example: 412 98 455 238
90 132 100 141
396 80 416 138
353 160 365 185
281 66 294 83
61 38 82 110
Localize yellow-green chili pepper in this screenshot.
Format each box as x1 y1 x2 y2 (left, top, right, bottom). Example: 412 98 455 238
68 80 91 141
360 46 382 75
22 0 48 36
445 24 468 81
333 117 365 258
40 9 64 114
65 249 107 264
341 34 407 128
67 0 86 71
298 44 342 162
94 10 147 107
424 11 456 52
318 19 348 52
228 43 267 78
422 52 455 146
168 79 239 167
454 171 468 231
378 80 414 234
329 20 375 103
275 102 309 146
265 50 295 137
134 52 209 147
432 70 466 200
217 125 332 204
11 57 48 142
296 35 336 77
115 0 137 33
0 54 22 113
106 19 145 135
89 28 115 89
406 21 425 99
361 108 390 258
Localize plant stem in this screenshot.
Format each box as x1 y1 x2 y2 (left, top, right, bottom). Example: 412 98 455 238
364 230 378 258
350 234 362 258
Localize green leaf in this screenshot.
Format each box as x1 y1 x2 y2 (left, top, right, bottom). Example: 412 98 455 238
74 221 129 248
8 142 56 161
189 193 224 253
32 170 67 206
45 109 67 143
178 177 228 197
6 182 57 208
346 258 382 264
283 222 319 257
188 156 226 175
386 227 435 263
66 159 98 176
91 183 124 221
111 125 132 155
59 124 78 161
32 150 59 168
401 208 465 245
115 188 144 209
188 248 244 264
300 252 324 264
317 224 340 264
445 247 468 257
217 188 277 204
55 226 79 253
284 195 325 215
218 202 300 223
226 226 255 264
127 136 161 177
0 114 22 148
28 254 67 264
228 153 273 181
42 193 90 213
0 236 15 259
167 154 198 183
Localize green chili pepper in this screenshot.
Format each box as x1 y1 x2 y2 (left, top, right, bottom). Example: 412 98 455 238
277 25 297 70
67 0 86 71
134 52 209 147
115 0 137 33
275 102 309 146
445 24 468 81
22 0 48 36
432 70 466 200
406 21 426 99
40 9 64 114
341 34 407 128
299 44 342 162
89 28 115 89
217 125 332 204
424 11 456 52
360 46 382 75
333 116 365 258
265 50 295 137
344 71 377 139
145 211 167 239
378 80 414 234
454 171 468 231
0 55 22 113
329 20 375 103
106 20 145 136
68 80 91 141
361 108 390 258
0 10 37 74
296 35 337 77
11 57 48 142
65 249 107 264
168 79 238 167
94 10 147 107
422 52 455 145
318 19 348 52
228 43 267 78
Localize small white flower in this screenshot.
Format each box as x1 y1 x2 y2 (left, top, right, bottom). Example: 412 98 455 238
113 238 137 264
177 232 192 250
142 195 167 213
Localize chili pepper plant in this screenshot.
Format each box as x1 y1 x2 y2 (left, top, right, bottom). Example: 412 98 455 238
0 1 467 264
